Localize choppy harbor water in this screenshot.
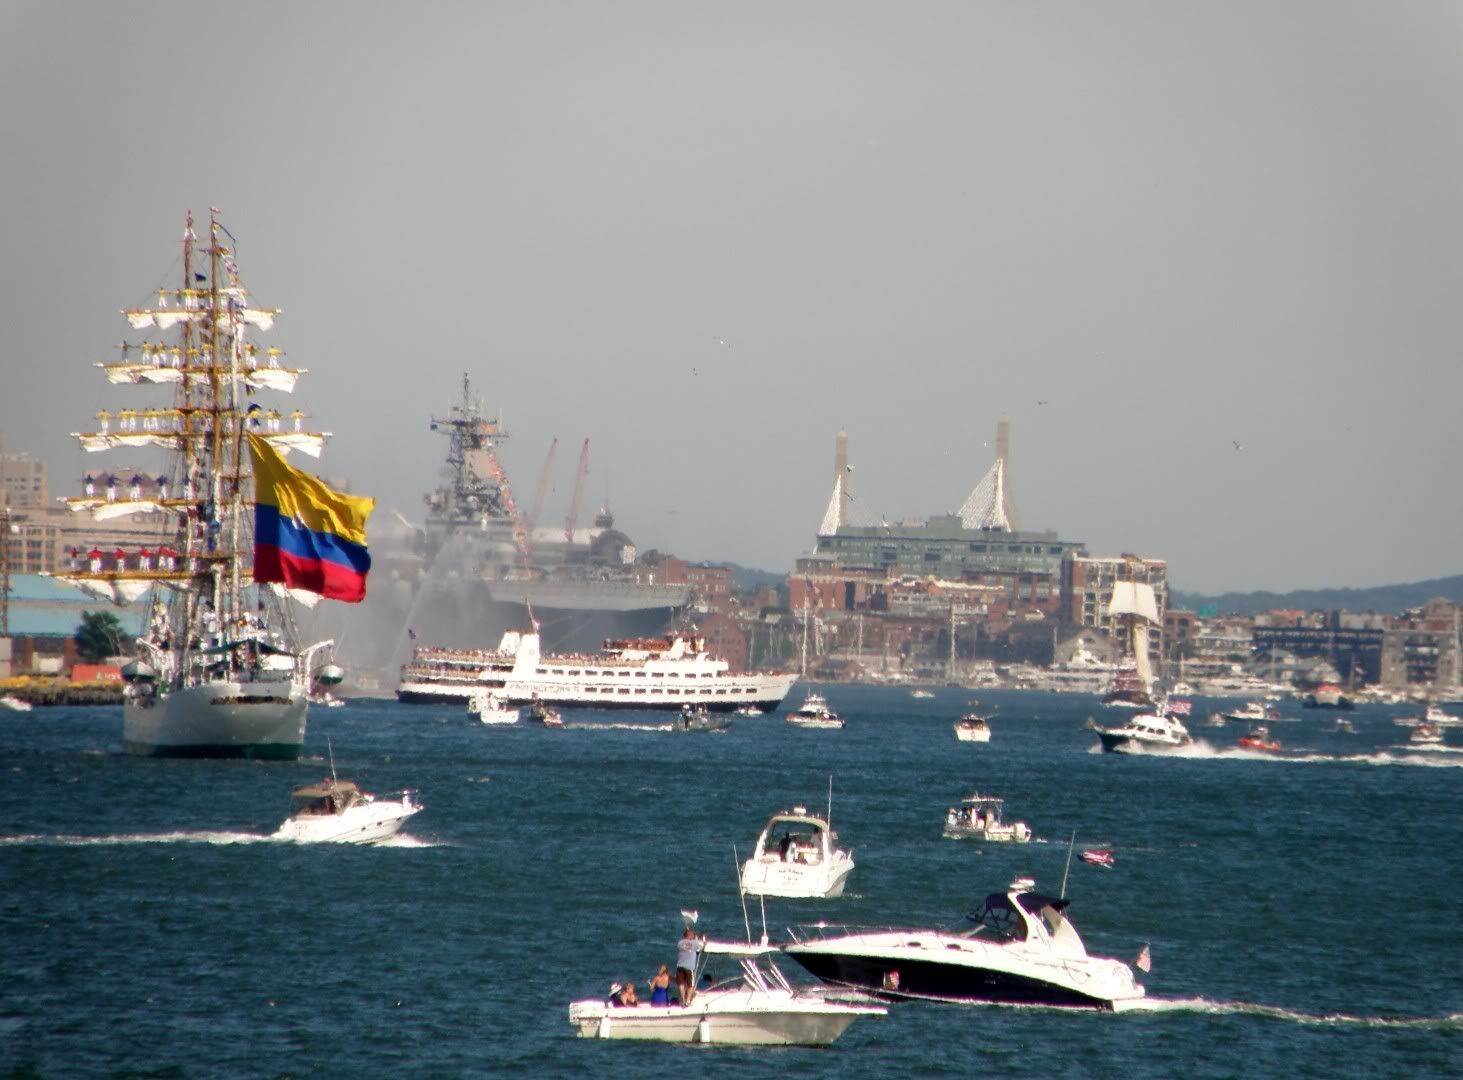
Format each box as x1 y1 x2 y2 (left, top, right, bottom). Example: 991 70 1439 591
3 686 1460 1077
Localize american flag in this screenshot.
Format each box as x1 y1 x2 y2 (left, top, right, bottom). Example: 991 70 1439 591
1135 943 1152 973
1079 849 1115 868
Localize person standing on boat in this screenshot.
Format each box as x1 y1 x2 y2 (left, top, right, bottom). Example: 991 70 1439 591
676 927 704 1005
648 964 671 1006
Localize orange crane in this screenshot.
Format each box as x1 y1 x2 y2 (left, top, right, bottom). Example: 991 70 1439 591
527 437 558 533
564 438 590 547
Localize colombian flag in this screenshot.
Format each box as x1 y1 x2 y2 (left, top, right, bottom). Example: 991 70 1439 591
248 435 374 602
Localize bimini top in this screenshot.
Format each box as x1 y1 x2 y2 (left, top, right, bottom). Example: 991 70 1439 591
763 806 830 830
289 779 362 799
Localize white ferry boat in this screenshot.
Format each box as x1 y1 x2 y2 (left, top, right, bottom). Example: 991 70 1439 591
398 631 797 711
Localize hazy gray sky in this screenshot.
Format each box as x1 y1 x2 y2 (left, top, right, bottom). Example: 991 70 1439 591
4 2 1461 593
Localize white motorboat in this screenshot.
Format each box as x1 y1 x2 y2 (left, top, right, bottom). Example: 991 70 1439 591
272 777 421 844
1091 699 1193 754
734 705 763 717
953 714 991 742
1333 717 1356 733
526 696 562 725
0 694 33 712
942 794 1030 842
1223 701 1277 724
740 806 855 898
910 689 935 699
783 876 1147 1011
568 940 885 1045
786 692 844 729
1409 721 1444 746
1395 702 1460 729
468 687 519 724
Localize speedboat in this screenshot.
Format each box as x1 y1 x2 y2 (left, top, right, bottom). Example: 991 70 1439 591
1090 700 1193 754
526 696 562 725
1224 701 1278 724
734 705 764 717
953 714 991 742
468 687 519 724
678 705 732 733
740 806 854 898
1410 722 1444 746
783 876 1147 1011
0 693 32 712
272 777 421 844
568 940 885 1045
942 794 1030 842
1237 724 1282 753
786 692 844 729
910 689 935 699
1333 717 1356 733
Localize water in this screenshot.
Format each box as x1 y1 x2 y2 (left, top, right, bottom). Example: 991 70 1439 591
3 687 1461 1077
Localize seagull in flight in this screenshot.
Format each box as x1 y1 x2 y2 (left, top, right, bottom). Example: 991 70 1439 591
715 336 732 349
1232 440 1242 451
1036 399 1049 406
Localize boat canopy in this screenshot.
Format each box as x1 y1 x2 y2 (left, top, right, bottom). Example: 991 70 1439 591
289 779 362 799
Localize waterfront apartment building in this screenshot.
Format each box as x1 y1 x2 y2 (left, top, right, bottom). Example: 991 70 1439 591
1379 600 1461 692
807 515 1086 616
1062 554 1169 662
0 452 47 509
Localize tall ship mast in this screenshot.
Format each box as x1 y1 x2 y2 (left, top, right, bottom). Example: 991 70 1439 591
53 208 373 758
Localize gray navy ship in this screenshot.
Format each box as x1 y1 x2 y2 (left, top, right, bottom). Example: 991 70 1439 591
403 375 689 657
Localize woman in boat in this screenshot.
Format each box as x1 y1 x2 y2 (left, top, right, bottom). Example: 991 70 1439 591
648 964 671 1006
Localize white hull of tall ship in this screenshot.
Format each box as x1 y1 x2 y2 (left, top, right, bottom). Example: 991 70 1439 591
399 631 796 711
124 680 308 760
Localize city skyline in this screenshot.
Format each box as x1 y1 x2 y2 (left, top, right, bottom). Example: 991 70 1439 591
3 3 1462 593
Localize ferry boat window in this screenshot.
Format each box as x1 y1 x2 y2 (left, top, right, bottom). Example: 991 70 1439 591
668 688 680 694
618 687 630 694
636 671 647 677
635 687 646 693
652 672 664 677
567 669 580 676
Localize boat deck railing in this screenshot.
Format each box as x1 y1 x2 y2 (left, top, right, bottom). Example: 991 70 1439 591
784 922 950 944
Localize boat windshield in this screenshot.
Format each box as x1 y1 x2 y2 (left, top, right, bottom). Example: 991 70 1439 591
960 893 1029 943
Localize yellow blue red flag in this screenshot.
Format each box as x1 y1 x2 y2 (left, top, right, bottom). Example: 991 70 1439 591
248 435 374 602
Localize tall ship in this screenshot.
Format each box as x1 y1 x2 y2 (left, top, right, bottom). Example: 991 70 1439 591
397 376 691 655
397 630 796 711
53 207 373 758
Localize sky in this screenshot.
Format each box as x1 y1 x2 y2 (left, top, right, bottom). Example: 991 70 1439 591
3 2 1462 594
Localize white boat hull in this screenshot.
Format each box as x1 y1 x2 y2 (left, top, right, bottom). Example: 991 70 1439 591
568 993 872 1045
273 795 420 844
741 855 855 899
124 680 307 760
954 725 991 742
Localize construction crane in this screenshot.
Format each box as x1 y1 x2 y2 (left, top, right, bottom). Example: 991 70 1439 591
527 437 558 532
564 438 590 548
